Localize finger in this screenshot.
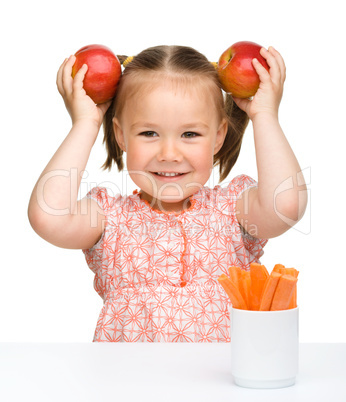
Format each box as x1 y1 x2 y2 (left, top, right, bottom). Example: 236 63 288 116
259 47 281 83
56 58 68 95
252 58 271 84
72 63 88 93
232 96 251 114
61 55 76 95
268 46 286 83
97 99 112 115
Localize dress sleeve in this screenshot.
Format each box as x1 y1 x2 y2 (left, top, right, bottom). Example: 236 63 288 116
227 174 268 263
81 186 112 273
84 186 112 212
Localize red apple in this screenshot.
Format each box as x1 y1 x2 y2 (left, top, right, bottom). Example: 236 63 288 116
217 41 269 98
71 44 121 104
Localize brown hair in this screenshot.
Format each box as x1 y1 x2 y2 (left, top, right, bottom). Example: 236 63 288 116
102 45 249 183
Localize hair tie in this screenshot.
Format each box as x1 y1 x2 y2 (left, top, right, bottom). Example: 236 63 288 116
123 56 134 68
210 61 218 70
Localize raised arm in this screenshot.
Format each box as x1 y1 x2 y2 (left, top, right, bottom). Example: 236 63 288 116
28 56 110 249
234 47 308 239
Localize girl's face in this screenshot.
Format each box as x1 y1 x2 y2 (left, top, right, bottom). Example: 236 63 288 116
113 78 227 213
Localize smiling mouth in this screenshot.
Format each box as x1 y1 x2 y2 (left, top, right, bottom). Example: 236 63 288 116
151 172 188 178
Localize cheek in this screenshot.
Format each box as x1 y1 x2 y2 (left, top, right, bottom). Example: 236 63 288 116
125 143 146 169
192 143 214 169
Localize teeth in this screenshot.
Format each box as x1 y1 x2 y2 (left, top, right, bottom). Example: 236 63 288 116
156 172 183 177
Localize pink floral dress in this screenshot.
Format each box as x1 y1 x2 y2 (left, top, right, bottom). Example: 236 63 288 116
83 174 267 342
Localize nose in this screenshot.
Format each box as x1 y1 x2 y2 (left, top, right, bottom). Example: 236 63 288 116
157 138 183 162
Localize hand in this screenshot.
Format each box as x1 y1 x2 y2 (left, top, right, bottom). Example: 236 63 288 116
56 55 111 127
232 47 286 121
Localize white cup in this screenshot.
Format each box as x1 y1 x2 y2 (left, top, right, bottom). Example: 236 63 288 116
231 306 299 389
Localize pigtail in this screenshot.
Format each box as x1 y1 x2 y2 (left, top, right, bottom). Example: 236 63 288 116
214 94 249 183
101 97 123 171
101 55 130 172
117 55 129 65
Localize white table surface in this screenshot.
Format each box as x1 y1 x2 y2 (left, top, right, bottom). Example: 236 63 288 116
1 343 345 401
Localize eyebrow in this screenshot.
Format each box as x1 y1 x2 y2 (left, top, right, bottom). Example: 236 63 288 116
130 122 211 130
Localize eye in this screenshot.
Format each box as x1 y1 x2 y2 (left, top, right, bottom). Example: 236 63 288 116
139 131 158 137
183 132 200 138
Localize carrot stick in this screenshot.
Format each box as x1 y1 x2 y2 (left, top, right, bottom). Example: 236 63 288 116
218 274 248 310
228 266 241 289
249 263 269 310
270 274 298 311
238 270 251 308
285 268 299 277
273 264 285 274
285 268 299 308
259 271 282 311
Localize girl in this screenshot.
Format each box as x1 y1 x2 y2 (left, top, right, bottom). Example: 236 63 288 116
28 45 307 342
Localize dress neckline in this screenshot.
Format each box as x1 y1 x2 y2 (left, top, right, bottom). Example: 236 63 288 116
132 189 202 216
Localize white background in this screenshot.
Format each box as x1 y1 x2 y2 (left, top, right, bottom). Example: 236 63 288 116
0 0 344 342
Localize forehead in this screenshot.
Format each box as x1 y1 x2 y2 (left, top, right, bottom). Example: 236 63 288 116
116 71 223 120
